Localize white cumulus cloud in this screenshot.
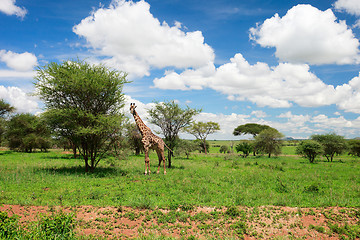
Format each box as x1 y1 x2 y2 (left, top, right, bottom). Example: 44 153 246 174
334 0 360 16
73 0 214 78
0 50 38 71
155 53 336 108
250 4 360 65
0 86 39 113
154 53 360 113
0 0 27 18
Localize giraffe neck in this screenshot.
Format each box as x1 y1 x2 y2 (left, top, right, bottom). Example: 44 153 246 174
132 111 151 136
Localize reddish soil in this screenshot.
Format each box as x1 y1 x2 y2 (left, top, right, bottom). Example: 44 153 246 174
1 204 359 239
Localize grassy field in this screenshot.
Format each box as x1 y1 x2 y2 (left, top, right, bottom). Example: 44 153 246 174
1 147 359 208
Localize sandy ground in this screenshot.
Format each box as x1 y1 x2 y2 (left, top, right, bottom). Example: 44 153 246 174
1 204 359 239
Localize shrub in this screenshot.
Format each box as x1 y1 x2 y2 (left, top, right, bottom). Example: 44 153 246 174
303 183 320 193
194 139 210 153
348 139 360 157
235 142 253 157
220 145 230 154
7 114 52 152
311 133 347 162
296 140 323 163
254 128 283 158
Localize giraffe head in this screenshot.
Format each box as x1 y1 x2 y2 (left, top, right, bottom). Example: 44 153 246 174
130 103 137 115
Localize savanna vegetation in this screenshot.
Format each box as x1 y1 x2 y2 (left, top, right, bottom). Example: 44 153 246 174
0 59 359 239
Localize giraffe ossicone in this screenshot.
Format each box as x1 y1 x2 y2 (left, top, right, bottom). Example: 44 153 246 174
130 103 171 175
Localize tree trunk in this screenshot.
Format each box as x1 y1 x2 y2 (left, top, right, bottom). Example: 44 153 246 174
203 140 207 154
84 157 89 172
167 150 172 168
73 144 77 159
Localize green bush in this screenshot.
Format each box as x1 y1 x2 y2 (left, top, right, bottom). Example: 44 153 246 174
31 211 76 239
235 142 253 157
194 139 210 153
219 145 230 154
0 211 21 239
348 139 360 157
296 140 323 163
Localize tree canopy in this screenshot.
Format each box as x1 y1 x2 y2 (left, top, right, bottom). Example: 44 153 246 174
184 121 220 154
0 99 15 146
235 141 253 157
233 123 272 137
0 99 14 118
348 139 360 157
6 113 51 152
296 140 323 163
254 128 284 158
311 133 347 162
35 59 128 171
147 100 200 167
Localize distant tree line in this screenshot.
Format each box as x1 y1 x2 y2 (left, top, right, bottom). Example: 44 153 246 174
232 123 360 162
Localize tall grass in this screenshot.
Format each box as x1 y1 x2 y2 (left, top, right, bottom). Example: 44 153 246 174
0 149 359 208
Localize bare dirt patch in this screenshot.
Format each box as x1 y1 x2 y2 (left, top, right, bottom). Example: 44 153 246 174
1 204 359 239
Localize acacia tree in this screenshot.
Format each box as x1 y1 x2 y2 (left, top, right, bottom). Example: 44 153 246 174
0 99 14 146
147 100 200 168
233 123 271 137
233 123 272 155
126 123 144 155
254 128 284 158
175 139 199 159
348 139 360 157
184 121 220 154
35 59 128 172
0 99 14 117
6 113 51 152
296 140 323 163
311 133 347 162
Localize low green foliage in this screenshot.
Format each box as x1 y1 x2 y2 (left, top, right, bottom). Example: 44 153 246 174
0 211 22 239
231 220 248 238
309 224 325 233
32 211 76 239
328 222 360 239
225 206 241 218
0 210 75 239
219 145 230 154
235 141 253 157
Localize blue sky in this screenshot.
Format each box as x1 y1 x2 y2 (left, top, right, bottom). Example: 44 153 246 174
1 0 360 139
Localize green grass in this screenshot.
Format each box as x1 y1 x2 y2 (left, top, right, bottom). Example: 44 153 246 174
0 148 359 208
0 209 76 239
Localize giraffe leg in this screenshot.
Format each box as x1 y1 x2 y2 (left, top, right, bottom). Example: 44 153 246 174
157 148 166 175
163 151 166 175
156 149 162 174
144 148 150 175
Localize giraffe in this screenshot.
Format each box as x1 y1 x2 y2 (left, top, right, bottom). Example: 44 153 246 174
129 103 171 175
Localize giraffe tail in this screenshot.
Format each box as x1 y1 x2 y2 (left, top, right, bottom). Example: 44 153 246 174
164 143 173 152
